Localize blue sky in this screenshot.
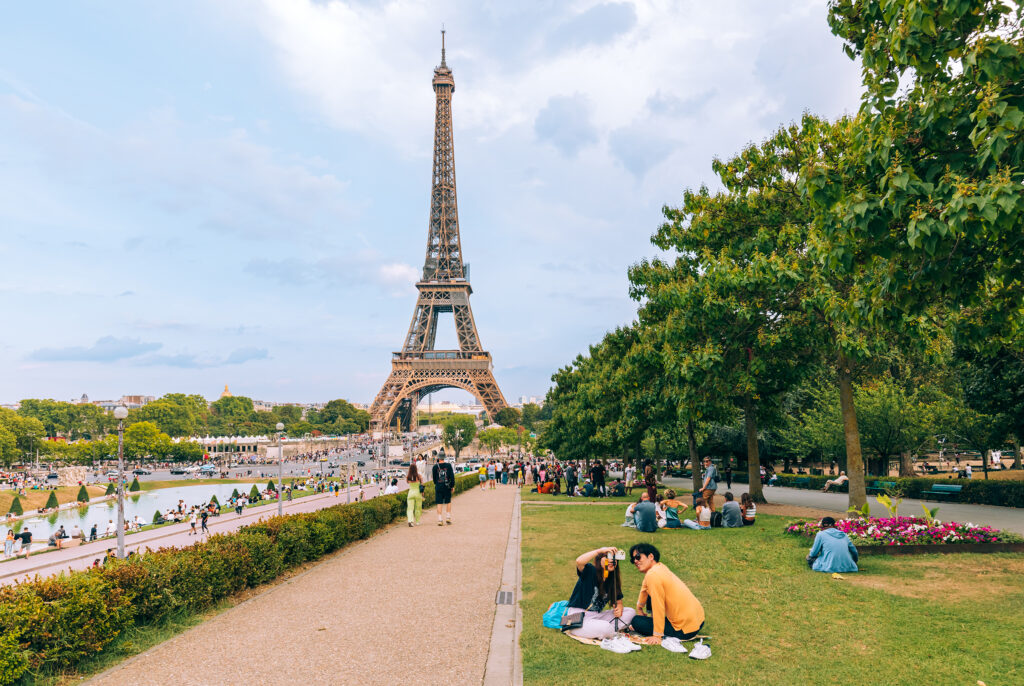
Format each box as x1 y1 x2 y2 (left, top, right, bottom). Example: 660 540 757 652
0 0 863 405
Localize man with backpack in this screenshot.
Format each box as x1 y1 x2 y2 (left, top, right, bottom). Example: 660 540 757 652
432 456 456 526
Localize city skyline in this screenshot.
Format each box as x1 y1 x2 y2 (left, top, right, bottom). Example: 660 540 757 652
1 1 863 404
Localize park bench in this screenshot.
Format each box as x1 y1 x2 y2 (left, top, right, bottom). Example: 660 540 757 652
793 477 811 488
866 481 897 495
922 483 963 501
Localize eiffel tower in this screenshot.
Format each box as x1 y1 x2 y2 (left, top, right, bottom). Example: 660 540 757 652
369 33 508 431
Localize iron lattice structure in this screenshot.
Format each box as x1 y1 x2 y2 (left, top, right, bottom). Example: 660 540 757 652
369 35 508 431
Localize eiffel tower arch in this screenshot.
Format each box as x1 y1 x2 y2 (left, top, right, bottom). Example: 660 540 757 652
369 33 508 431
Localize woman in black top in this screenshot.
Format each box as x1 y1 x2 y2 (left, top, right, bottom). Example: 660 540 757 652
565 546 636 639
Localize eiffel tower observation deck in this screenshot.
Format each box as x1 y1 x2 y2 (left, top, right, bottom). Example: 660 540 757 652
369 33 508 432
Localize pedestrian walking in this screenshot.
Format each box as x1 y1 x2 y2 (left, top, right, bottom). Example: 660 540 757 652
701 457 719 511
200 509 209 535
432 456 456 526
725 464 733 489
189 511 197 536
487 460 497 490
406 463 423 526
643 460 657 502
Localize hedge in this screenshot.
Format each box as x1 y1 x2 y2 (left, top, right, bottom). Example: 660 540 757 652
771 473 1024 508
0 474 475 684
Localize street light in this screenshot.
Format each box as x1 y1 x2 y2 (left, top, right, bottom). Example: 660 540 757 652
113 405 129 559
276 422 285 516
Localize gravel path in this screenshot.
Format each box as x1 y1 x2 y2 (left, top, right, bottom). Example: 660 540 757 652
88 484 518 686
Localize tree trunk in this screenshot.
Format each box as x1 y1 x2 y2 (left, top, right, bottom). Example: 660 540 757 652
838 354 867 509
1013 437 1021 470
654 437 662 481
898 451 914 477
744 397 766 504
982 448 990 480
687 419 701 494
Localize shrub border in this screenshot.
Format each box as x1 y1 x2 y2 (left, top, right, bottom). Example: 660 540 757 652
856 542 1024 556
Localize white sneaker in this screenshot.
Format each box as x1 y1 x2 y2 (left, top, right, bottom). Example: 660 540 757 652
600 637 633 654
661 637 687 654
688 640 711 660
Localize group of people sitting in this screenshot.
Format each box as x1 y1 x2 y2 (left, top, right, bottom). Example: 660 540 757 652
623 490 756 532
562 544 705 644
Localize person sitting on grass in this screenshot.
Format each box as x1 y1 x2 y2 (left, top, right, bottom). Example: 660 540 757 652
681 497 712 530
609 479 626 497
822 471 849 492
622 499 639 528
806 517 859 573
538 480 558 495
658 490 688 529
628 543 705 644
740 492 756 526
565 546 637 639
721 492 744 528
634 492 658 533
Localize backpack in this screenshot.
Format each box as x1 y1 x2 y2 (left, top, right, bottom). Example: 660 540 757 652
543 600 570 629
710 511 723 528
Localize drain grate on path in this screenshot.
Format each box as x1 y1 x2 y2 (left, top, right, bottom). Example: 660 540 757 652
495 590 514 605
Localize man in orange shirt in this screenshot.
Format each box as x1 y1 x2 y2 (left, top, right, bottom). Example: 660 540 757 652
628 543 705 644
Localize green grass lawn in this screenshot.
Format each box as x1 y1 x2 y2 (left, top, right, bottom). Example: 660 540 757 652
520 504 1024 685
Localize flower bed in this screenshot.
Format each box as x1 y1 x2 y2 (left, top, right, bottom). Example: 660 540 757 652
784 516 1023 547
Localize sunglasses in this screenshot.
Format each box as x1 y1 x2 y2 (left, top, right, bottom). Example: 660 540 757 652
631 554 643 563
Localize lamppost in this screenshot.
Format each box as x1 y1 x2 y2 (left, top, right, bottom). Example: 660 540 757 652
113 405 129 559
275 422 285 516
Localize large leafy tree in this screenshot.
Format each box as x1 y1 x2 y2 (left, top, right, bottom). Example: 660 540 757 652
442 414 477 461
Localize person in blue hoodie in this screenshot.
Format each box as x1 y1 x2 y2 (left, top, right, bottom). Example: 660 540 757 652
806 517 859 573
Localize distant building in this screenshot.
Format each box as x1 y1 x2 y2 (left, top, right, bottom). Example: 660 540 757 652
219 384 233 399
516 396 544 407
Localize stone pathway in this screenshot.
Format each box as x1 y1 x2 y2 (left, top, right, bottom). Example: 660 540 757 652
87 484 520 686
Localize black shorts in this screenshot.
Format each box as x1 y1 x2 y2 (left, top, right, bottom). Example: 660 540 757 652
435 486 452 504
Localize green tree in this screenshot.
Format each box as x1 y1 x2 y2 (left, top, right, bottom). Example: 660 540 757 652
105 483 115 496
76 485 89 502
249 484 260 500
494 407 521 428
130 399 196 437
442 415 477 461
520 403 542 431
44 491 58 509
129 477 141 492
8 496 23 515
124 422 173 460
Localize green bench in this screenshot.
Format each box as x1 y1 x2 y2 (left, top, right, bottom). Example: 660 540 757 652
922 483 963 501
866 481 897 495
793 477 811 488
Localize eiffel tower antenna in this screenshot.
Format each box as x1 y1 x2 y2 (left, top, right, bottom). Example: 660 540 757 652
369 35 508 432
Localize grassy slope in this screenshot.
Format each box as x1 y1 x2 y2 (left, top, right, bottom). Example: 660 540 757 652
520 505 1024 685
1 486 106 513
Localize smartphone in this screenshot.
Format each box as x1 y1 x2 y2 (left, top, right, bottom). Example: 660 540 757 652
614 550 626 561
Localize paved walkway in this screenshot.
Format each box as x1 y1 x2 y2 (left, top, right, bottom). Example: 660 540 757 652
1 483 391 585
664 479 1024 535
87 484 520 686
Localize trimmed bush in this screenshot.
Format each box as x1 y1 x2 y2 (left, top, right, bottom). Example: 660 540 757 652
153 510 163 524
128 478 141 492
0 475 475 683
772 473 1024 507
76 485 89 503
267 479 277 492
231 488 240 499
44 491 59 510
209 494 220 508
104 483 115 496
249 485 260 500
7 497 23 516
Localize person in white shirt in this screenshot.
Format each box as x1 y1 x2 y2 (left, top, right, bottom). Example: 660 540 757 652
624 464 636 494
105 519 117 536
822 471 849 492
383 478 400 495
415 454 428 483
